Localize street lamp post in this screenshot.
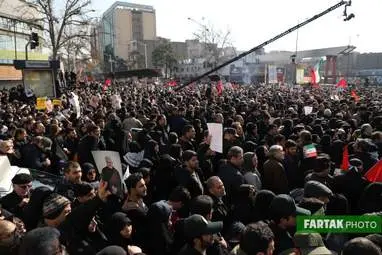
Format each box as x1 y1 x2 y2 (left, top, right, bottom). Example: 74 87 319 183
187 17 209 57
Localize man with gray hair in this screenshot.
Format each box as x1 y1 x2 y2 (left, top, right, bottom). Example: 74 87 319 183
218 146 245 207
206 176 228 223
263 145 289 194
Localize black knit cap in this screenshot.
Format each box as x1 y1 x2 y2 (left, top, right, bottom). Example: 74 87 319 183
12 173 33 185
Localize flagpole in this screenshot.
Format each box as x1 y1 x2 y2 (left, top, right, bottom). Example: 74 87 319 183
175 0 352 91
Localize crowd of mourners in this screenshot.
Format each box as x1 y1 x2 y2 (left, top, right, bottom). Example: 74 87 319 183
0 80 382 255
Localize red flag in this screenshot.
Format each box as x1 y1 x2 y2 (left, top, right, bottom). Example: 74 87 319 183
167 80 177 87
351 90 360 102
340 145 349 171
336 78 348 88
310 68 316 85
364 160 382 183
216 80 223 96
103 79 111 91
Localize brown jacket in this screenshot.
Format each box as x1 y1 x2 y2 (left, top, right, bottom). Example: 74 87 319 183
263 158 289 194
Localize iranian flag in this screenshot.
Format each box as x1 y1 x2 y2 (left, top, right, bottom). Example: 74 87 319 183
311 57 325 85
303 144 317 159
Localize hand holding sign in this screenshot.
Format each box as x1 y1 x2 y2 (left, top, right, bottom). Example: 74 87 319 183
207 123 223 153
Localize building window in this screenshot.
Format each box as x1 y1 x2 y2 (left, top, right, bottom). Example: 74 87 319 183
0 35 13 50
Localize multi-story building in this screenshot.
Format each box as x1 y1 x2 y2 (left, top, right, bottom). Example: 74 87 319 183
99 2 156 71
0 0 47 85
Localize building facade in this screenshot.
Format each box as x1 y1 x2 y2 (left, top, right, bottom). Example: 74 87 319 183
99 2 156 71
0 0 47 84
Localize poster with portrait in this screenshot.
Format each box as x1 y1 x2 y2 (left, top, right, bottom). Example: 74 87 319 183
92 151 123 197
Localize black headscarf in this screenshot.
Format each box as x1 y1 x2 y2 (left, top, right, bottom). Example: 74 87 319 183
106 212 132 249
252 189 276 222
146 201 173 254
22 187 53 231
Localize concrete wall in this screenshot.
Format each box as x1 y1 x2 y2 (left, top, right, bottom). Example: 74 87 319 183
114 9 132 60
0 0 39 19
142 12 156 40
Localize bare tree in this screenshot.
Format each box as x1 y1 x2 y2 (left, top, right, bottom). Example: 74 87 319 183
20 0 94 60
61 25 92 71
192 21 233 67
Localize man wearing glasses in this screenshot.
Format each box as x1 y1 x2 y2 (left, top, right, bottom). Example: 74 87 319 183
0 173 33 218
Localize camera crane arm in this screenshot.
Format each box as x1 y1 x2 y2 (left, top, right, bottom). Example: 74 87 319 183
175 0 352 91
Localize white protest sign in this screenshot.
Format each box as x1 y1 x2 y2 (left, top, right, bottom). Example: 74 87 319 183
207 123 223 153
69 92 81 119
111 94 122 109
304 106 313 115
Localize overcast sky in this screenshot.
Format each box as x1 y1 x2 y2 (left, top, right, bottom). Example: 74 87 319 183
89 0 381 53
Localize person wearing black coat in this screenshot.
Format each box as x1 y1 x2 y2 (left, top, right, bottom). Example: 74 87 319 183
20 136 52 171
146 200 174 254
251 189 276 223
152 154 178 202
217 146 245 208
231 184 256 225
1 173 33 219
105 212 134 251
44 181 111 255
77 124 105 166
22 187 53 231
205 176 229 226
333 163 370 214
175 151 204 199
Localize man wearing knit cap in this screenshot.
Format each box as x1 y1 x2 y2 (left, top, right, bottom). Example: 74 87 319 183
42 181 111 254
304 181 333 205
305 154 335 190
289 232 336 255
0 173 33 218
42 193 71 228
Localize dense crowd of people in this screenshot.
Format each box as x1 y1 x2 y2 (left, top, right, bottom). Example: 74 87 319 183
0 80 381 255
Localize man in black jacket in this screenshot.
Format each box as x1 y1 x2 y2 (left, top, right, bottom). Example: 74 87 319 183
217 146 244 208
20 136 52 171
176 150 204 198
55 161 82 202
206 176 228 224
178 214 224 255
78 124 105 166
42 181 111 254
0 173 33 219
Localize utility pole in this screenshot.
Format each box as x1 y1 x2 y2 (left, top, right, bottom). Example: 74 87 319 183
109 54 113 73
144 43 148 68
13 20 17 59
25 41 30 60
176 0 354 91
